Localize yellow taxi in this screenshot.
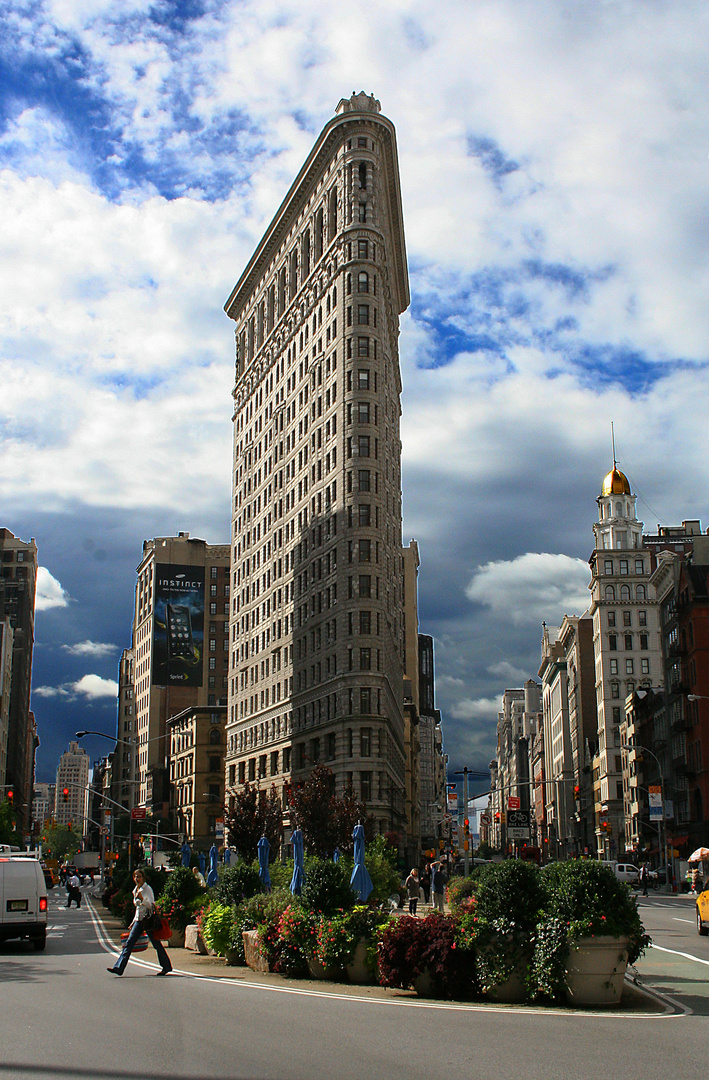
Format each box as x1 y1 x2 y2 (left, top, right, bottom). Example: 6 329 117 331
697 882 709 936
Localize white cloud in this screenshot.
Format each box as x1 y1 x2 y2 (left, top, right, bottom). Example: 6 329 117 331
449 696 501 722
466 553 591 627
33 684 71 698
62 640 117 658
488 660 532 685
35 567 70 611
72 674 118 699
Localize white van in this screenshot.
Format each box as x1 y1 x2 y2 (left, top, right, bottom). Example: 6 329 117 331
0 855 48 949
601 861 640 887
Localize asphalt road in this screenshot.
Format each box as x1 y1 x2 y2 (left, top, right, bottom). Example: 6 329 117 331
0 886 706 1080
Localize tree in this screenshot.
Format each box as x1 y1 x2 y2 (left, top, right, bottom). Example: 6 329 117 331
40 823 81 861
289 765 373 857
223 783 282 861
0 797 20 847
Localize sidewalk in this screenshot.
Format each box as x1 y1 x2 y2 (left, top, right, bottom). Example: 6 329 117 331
89 893 664 1011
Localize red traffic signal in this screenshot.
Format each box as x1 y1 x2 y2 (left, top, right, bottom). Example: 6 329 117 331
6 790 12 804
62 788 69 803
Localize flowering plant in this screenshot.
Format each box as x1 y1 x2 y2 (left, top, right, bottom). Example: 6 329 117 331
260 903 316 976
377 914 476 999
315 912 351 970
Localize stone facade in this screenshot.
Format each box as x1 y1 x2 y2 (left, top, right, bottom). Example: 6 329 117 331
0 528 38 836
224 93 411 843
168 704 226 849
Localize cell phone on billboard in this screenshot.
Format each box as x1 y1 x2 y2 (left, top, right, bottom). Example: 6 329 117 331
166 603 197 661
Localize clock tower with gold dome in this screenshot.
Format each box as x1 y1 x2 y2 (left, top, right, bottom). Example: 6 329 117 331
588 458 662 857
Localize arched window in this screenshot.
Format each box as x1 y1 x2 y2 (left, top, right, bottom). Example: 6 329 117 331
620 585 630 601
636 584 646 600
605 585 615 601
358 162 367 190
615 502 622 516
358 271 369 293
209 728 221 745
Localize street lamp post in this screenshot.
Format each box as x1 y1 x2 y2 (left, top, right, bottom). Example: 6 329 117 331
622 742 670 894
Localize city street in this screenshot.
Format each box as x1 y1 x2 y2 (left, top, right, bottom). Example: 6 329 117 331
0 887 707 1080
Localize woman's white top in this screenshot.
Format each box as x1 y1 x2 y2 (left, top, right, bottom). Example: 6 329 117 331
132 881 155 923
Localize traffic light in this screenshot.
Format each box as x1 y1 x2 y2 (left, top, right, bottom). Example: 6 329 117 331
62 788 69 803
68 821 72 830
464 817 470 837
6 790 12 805
573 785 580 801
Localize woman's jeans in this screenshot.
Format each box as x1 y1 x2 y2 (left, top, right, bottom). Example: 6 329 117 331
113 919 172 974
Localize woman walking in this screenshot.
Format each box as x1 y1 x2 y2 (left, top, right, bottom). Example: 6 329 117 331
107 868 172 977
405 867 420 916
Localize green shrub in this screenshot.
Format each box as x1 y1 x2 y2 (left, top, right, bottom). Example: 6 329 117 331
300 859 356 914
202 901 235 956
156 866 205 931
260 901 315 976
212 862 261 906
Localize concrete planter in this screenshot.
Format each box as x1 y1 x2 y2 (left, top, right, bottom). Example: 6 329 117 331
564 935 630 1007
167 928 185 949
413 968 434 997
345 939 375 985
483 949 531 1004
242 928 269 973
306 955 340 981
184 925 207 954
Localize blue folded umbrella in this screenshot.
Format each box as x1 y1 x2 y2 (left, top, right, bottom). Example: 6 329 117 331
290 829 305 896
258 835 271 891
350 824 373 901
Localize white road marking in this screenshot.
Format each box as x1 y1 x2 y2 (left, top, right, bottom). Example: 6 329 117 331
672 918 694 924
651 943 709 966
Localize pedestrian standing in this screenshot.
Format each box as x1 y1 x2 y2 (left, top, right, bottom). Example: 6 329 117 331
640 864 648 897
420 866 431 904
431 861 446 913
107 868 172 977
66 871 81 908
405 868 420 916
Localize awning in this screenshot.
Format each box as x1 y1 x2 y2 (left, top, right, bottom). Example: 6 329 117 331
670 835 689 846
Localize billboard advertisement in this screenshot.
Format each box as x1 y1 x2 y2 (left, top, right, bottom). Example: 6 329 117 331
152 564 205 687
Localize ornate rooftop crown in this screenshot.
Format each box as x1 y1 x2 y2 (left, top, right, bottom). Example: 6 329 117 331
336 91 381 115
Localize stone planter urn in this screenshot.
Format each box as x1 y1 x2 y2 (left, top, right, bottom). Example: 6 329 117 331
242 928 269 973
484 949 531 1004
346 939 374 984
564 936 630 1006
306 955 340 981
413 968 434 997
167 927 185 949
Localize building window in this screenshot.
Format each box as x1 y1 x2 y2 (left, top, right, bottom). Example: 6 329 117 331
359 540 371 562
641 658 650 674
238 761 246 783
609 635 617 650
360 771 372 801
358 239 369 259
608 611 616 626
360 647 371 670
625 634 633 650
357 337 370 357
358 369 370 389
605 586 615 601
360 688 371 713
358 271 369 293
619 560 628 575
360 610 371 634
610 659 618 675
357 402 370 423
604 559 613 574
248 759 256 781
358 435 370 457
359 575 371 597
626 659 634 675
638 610 647 626
640 634 648 650
326 733 336 760
358 469 370 491
209 755 220 773
357 304 369 325
360 728 371 755
358 504 371 526
611 682 620 699
635 558 644 574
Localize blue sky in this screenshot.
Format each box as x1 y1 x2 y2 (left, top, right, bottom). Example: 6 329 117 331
2 0 708 793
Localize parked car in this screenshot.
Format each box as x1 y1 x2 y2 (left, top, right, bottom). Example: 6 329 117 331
0 855 48 949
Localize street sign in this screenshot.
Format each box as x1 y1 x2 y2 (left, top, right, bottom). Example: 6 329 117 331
508 796 521 810
507 808 531 839
648 788 663 822
99 826 109 836
131 807 146 820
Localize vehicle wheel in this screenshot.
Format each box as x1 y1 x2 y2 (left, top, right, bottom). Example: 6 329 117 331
33 934 46 951
697 907 708 936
